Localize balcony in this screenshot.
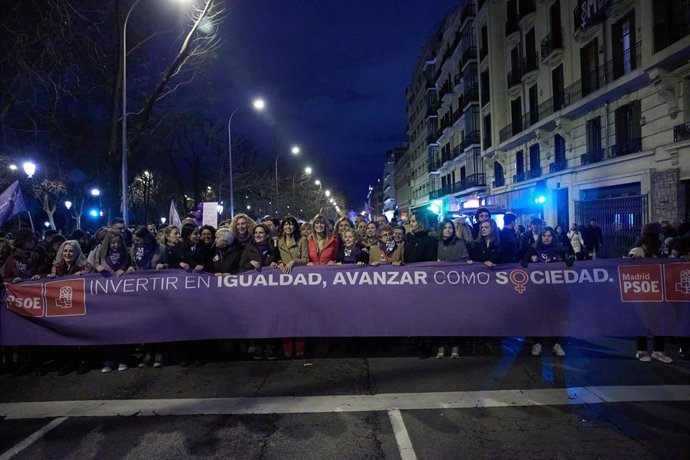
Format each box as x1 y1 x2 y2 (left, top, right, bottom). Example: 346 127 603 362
426 103 439 117
458 173 486 191
549 159 568 173
527 168 542 179
461 130 481 150
428 160 443 173
479 46 488 61
460 3 476 24
451 145 462 160
426 133 439 144
673 121 690 142
505 18 519 37
611 137 642 157
580 149 604 165
461 45 477 66
522 54 538 76
507 67 522 89
513 171 526 183
518 0 535 20
540 29 563 62
462 86 479 108
493 177 505 187
499 123 513 143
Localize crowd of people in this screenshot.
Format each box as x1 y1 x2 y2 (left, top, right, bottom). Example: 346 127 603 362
1 207 688 375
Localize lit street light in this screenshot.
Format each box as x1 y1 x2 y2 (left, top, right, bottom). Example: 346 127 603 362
291 146 300 155
228 98 266 218
9 164 18 171
22 162 36 178
64 201 73 210
90 188 101 197
325 190 331 197
304 166 312 175
314 179 321 186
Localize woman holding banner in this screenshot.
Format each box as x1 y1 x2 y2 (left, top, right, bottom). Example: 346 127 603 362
307 214 339 266
468 219 502 267
229 213 256 249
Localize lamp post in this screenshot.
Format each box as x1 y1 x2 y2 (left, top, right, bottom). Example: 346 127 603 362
274 145 300 215
228 98 265 219
121 0 143 226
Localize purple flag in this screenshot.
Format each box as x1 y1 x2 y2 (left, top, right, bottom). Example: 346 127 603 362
0 181 28 227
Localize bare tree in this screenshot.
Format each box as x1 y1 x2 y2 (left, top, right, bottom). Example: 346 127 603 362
32 178 67 230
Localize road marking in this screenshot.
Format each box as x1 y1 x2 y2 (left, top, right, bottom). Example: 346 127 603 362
0 385 688 419
0 417 68 460
388 409 417 460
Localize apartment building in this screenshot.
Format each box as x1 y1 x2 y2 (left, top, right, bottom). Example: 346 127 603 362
383 145 407 218
470 0 690 256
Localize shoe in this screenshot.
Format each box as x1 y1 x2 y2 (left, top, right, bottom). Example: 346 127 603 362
139 353 153 368
282 338 294 359
153 353 163 368
101 362 114 373
552 343 565 357
295 338 305 358
635 351 651 362
531 343 542 356
117 363 128 372
450 346 459 359
651 351 673 364
436 346 445 359
265 345 277 361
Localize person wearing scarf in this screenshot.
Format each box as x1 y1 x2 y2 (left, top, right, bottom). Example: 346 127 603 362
230 213 256 249
337 229 368 265
369 224 403 266
437 218 469 262
240 224 280 271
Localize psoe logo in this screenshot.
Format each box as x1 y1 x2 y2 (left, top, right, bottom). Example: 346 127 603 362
45 279 87 317
4 283 44 317
618 265 663 302
663 263 690 302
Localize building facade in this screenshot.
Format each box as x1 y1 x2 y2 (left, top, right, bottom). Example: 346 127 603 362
399 0 690 257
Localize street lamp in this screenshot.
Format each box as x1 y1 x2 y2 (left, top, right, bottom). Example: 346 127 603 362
90 188 101 197
325 190 331 197
9 164 18 171
64 201 73 210
22 162 36 178
275 145 300 213
121 0 193 225
314 179 321 186
228 98 266 218
304 166 312 175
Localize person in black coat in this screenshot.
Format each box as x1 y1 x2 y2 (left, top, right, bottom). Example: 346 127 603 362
403 211 437 263
469 219 503 267
212 228 242 275
516 217 542 261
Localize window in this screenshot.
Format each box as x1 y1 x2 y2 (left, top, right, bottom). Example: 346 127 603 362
516 150 525 175
524 28 537 72
480 25 488 59
554 134 566 164
480 70 490 106
528 84 538 125
460 166 467 181
529 143 540 174
552 64 564 110
580 38 599 96
493 161 505 186
482 113 492 149
614 101 641 156
586 117 602 156
511 97 522 135
653 0 690 52
612 12 636 79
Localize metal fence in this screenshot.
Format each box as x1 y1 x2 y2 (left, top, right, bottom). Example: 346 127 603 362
575 195 648 259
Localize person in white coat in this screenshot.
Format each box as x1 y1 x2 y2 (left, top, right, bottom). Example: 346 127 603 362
567 223 586 260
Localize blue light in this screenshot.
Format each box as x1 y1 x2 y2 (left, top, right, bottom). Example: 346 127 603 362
88 209 99 218
535 195 546 204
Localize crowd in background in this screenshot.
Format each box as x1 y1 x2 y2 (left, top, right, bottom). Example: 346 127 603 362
1 207 688 375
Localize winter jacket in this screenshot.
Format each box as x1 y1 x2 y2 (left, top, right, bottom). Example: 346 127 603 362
437 238 469 262
307 234 339 265
404 230 438 263
277 237 309 266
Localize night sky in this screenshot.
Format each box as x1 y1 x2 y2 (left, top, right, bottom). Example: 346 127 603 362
196 0 458 210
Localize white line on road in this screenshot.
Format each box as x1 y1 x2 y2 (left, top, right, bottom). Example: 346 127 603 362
388 409 417 460
0 385 688 419
0 417 68 460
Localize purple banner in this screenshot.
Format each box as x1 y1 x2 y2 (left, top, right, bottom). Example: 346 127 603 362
2 259 689 345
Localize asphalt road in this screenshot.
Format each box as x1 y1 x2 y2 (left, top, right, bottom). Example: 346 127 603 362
1 337 689 459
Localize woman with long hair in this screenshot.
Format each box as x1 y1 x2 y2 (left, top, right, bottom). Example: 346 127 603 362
230 213 256 249
93 232 131 276
437 218 469 263
156 226 185 270
48 240 93 277
179 223 205 272
306 214 339 265
277 216 309 274
403 211 437 264
129 226 162 271
468 219 502 267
